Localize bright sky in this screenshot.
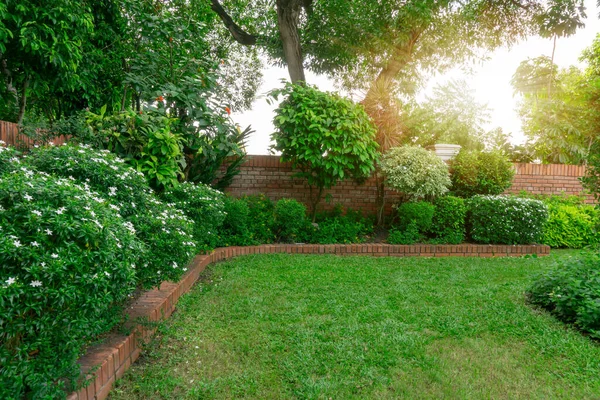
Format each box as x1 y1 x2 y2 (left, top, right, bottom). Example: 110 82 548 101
234 0 600 155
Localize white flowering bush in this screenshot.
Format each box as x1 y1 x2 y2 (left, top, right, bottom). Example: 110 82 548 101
467 195 548 244
0 167 141 398
380 146 451 200
26 144 196 288
0 141 20 175
161 182 225 251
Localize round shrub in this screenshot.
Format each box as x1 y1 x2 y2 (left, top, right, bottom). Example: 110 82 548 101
429 196 467 244
243 194 276 244
26 144 196 288
542 204 599 249
161 182 226 251
450 150 515 197
380 146 451 200
274 198 307 243
528 252 600 338
395 201 436 233
467 195 548 244
0 168 141 398
218 197 253 246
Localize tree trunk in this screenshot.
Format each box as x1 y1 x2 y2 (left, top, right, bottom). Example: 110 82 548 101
17 78 29 125
309 184 323 222
277 0 306 84
374 170 386 227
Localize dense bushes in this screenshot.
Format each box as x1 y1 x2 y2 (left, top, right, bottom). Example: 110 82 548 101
0 168 141 398
309 207 374 244
528 252 600 338
161 182 226 251
468 195 548 244
274 199 307 243
543 204 599 248
430 196 467 244
380 145 451 200
450 150 515 197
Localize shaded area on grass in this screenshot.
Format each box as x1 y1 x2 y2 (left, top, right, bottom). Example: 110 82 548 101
110 251 600 399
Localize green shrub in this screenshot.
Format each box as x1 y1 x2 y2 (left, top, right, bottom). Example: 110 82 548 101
467 195 548 244
395 201 436 233
274 198 307 243
0 142 20 175
380 146 451 201
450 150 515 197
270 82 379 220
528 252 600 338
27 144 196 288
243 194 276 244
429 196 467 244
218 197 254 246
307 207 374 244
387 223 420 245
0 167 141 398
542 204 599 249
161 182 226 251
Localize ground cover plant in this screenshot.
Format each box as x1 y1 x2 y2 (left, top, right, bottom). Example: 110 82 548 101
110 251 600 399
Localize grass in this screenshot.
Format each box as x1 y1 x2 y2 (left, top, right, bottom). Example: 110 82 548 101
110 251 600 399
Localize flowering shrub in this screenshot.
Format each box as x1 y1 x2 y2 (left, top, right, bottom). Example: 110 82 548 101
27 144 195 288
161 182 226 251
450 150 515 197
0 141 20 175
0 167 141 398
380 146 451 201
467 195 548 244
528 252 600 338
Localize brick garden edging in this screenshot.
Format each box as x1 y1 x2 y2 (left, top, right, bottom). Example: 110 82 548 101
68 243 550 400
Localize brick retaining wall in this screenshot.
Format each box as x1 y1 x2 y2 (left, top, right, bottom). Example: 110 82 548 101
68 243 549 400
225 156 595 215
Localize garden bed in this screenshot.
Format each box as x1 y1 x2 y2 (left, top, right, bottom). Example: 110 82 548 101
68 243 550 400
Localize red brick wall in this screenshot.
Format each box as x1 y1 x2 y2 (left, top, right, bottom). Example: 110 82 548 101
225 156 596 215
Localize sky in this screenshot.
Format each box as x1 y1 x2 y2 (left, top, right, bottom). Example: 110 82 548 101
233 0 600 155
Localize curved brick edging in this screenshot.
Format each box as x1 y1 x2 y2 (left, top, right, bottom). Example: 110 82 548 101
67 243 550 400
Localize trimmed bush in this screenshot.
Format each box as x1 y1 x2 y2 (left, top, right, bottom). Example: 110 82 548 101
450 150 515 197
380 146 451 200
467 195 548 244
395 201 436 233
429 196 467 244
542 204 599 249
0 167 141 398
274 198 307 243
27 144 196 288
528 252 600 338
161 182 226 251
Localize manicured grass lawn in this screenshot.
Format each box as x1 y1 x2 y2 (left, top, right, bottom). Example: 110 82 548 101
110 251 600 399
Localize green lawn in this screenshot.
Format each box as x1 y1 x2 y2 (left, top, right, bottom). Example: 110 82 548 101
110 251 600 399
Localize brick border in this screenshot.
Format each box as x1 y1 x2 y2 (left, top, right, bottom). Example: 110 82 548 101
68 243 549 400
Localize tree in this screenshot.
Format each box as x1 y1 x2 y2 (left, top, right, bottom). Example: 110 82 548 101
269 83 379 220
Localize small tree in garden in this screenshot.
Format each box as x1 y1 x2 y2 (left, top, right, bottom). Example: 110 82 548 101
449 150 515 198
380 145 451 201
269 83 379 221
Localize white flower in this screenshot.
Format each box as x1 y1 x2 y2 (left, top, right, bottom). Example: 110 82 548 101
41 262 46 267
6 277 15 285
55 207 66 215
30 280 42 287
51 253 59 259
104 271 111 277
172 262 178 269
23 194 33 201
32 210 42 216
31 241 39 247
13 240 21 248
45 229 53 235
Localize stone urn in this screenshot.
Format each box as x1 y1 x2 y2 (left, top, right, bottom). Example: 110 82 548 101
428 144 461 162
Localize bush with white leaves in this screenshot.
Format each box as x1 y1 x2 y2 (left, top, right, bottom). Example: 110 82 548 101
0 166 142 398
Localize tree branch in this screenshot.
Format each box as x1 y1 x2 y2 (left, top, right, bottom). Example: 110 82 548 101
210 0 257 46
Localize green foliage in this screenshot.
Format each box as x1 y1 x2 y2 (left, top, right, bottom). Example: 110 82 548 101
0 167 140 398
528 252 600 338
307 207 374 244
241 194 276 244
218 197 253 247
396 201 436 233
380 146 451 201
430 196 467 244
450 150 515 197
581 140 600 203
542 204 599 249
274 199 307 243
0 142 20 175
387 223 421 245
26 144 196 289
269 83 379 219
161 182 226 252
467 195 548 244
83 109 184 189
